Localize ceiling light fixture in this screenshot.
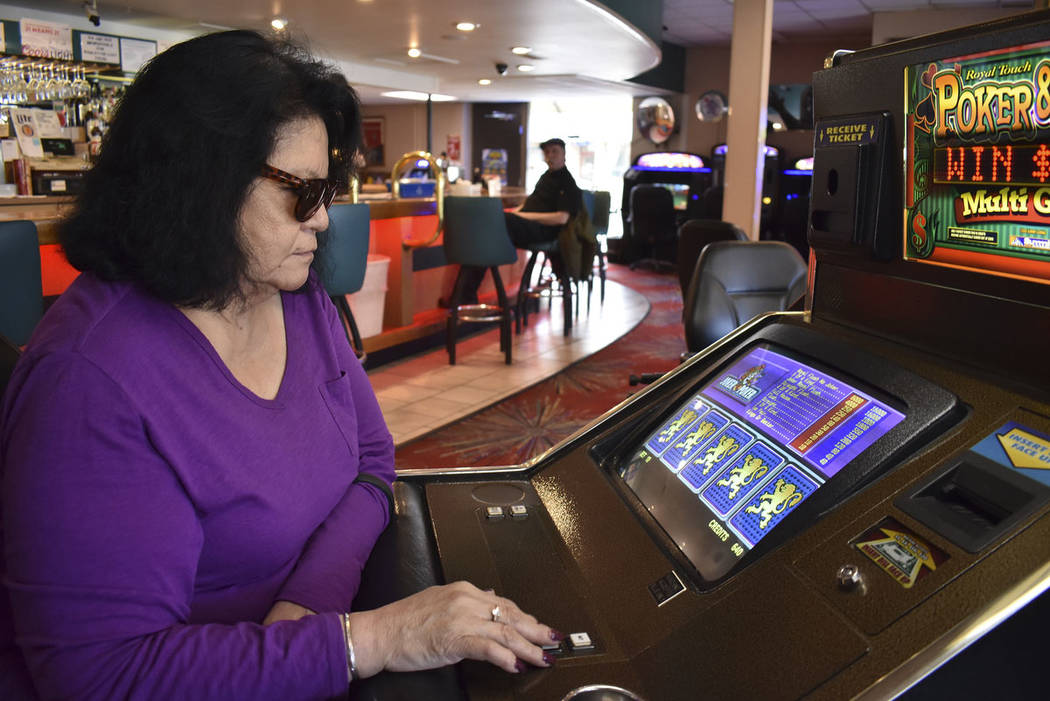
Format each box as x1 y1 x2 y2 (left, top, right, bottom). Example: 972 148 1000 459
270 17 287 31
381 91 456 102
478 79 492 86
511 46 531 55
455 22 477 32
517 64 535 72
407 47 422 58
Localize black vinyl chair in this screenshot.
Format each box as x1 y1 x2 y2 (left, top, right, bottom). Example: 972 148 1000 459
676 219 748 298
318 203 371 363
626 185 677 272
581 190 610 305
1 333 21 399
444 196 518 364
683 240 807 353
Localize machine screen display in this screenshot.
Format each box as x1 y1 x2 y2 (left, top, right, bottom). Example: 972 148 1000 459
904 40 1050 284
655 183 690 210
619 345 904 580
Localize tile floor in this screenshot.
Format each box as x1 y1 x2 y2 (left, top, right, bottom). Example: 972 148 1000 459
368 279 649 446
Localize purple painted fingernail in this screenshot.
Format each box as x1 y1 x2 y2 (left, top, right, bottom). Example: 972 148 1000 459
515 659 527 674
542 652 556 666
550 629 565 642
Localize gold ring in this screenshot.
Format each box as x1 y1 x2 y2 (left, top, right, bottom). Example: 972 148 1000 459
491 604 502 623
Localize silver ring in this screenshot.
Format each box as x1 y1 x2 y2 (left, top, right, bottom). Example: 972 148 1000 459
491 604 502 623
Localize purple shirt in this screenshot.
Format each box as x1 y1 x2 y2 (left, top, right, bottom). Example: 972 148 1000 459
0 271 395 699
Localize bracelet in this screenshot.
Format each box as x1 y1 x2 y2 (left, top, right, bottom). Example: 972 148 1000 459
341 612 358 683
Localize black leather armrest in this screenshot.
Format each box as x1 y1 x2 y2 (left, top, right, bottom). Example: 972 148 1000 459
350 480 467 701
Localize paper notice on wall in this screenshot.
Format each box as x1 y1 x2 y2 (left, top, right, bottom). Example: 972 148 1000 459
10 108 44 158
120 37 157 73
20 19 73 60
80 32 120 64
33 108 64 138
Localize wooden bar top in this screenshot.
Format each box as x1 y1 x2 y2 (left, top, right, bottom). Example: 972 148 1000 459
11 189 528 246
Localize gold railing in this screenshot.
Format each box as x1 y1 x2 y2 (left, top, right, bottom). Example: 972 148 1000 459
390 150 445 249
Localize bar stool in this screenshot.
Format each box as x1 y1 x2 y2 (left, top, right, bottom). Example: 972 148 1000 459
443 197 517 365
0 220 44 346
319 203 370 363
514 240 574 337
581 190 610 306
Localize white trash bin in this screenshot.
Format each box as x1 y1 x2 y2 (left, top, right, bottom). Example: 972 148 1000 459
347 254 390 339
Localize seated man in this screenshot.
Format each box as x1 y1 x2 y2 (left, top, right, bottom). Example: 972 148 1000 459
446 138 580 304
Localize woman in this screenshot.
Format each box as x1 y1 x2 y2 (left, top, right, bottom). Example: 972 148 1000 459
0 31 556 700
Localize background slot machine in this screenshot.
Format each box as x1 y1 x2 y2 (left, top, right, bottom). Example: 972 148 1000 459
351 10 1050 700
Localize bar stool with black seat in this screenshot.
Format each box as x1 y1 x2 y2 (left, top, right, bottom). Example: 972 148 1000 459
0 220 44 346
318 203 370 363
443 196 517 365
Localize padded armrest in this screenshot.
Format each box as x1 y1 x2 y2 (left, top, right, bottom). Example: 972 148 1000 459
350 480 466 701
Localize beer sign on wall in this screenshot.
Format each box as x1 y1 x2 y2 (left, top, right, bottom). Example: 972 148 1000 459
904 40 1050 284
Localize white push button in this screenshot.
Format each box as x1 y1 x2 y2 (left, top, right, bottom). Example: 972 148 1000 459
486 506 505 519
510 504 528 517
568 632 594 650
540 641 561 651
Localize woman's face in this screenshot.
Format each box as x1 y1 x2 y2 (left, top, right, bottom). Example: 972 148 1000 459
239 115 330 299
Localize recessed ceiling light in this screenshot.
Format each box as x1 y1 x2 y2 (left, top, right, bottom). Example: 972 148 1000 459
455 22 477 32
478 79 491 86
517 64 535 72
270 17 287 31
381 91 456 102
407 47 422 58
511 46 531 55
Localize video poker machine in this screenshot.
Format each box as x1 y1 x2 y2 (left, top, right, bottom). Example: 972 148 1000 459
620 151 713 224
351 12 1050 701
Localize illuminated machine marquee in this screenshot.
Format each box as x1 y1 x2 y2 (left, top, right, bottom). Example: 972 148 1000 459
905 40 1050 283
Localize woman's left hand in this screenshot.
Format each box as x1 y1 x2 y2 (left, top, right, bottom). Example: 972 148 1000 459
264 600 316 624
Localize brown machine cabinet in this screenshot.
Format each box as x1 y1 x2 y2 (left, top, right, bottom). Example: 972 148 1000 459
352 11 1050 701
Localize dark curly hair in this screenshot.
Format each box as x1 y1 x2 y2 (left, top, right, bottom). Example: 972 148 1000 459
59 30 362 310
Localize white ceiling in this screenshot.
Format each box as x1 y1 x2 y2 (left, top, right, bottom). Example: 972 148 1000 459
5 0 1038 103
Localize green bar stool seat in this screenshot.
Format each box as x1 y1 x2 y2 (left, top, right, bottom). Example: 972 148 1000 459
318 203 370 363
0 220 44 347
443 197 518 365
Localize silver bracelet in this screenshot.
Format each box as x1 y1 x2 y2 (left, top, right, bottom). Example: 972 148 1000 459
341 612 358 683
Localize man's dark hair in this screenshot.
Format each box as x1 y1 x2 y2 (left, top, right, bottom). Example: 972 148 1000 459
60 30 362 310
539 138 565 150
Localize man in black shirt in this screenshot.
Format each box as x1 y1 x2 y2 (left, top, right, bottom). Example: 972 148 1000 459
447 138 580 304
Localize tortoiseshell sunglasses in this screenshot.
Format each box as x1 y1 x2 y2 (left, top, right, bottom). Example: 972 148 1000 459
261 165 337 222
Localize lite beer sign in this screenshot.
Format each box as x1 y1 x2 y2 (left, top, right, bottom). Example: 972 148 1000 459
906 41 1050 284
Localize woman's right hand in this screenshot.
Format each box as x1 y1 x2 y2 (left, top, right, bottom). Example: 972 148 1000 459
349 581 561 677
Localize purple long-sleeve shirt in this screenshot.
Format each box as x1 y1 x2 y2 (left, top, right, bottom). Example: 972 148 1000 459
0 271 395 700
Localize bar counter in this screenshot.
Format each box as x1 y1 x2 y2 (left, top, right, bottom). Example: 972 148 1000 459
5 189 528 351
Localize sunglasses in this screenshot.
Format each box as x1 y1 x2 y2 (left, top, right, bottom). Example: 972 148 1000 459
261 164 337 222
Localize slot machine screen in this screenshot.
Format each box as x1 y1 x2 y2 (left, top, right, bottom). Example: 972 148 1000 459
905 40 1050 285
619 345 905 581
654 183 690 210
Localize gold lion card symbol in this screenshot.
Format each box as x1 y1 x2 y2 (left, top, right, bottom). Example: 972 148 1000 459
658 410 697 443
695 434 739 475
745 478 803 529
674 420 716 453
716 454 768 499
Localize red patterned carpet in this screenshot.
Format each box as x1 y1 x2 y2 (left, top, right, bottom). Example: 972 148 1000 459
394 265 686 468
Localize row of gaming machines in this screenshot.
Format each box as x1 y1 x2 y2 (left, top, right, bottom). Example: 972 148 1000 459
621 145 814 254
351 12 1050 700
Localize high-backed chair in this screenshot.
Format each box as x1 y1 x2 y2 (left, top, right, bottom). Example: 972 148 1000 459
443 197 518 365
0 220 44 346
626 185 677 271
676 219 748 298
683 241 807 353
1 333 20 399
581 190 610 305
319 203 370 363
